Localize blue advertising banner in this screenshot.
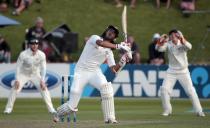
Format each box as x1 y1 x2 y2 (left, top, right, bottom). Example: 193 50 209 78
0 63 69 98
69 64 210 98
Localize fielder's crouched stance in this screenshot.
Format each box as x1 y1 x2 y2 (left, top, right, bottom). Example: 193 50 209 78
53 25 132 123
156 29 205 117
4 39 56 114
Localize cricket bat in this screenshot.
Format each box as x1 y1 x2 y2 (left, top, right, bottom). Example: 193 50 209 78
117 5 131 74
122 5 132 59
122 5 127 42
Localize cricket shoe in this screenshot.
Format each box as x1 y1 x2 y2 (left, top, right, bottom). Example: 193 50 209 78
197 112 205 117
49 108 56 114
53 112 62 123
53 111 77 123
161 110 172 116
105 119 118 124
4 108 12 114
53 103 78 123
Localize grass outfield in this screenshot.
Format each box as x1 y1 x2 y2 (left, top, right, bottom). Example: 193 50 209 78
0 98 210 128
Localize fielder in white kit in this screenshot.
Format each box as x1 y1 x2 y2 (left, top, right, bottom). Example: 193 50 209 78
4 39 56 114
156 29 205 117
53 25 131 123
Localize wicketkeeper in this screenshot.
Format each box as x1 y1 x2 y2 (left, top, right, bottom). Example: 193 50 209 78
156 29 205 117
53 25 132 123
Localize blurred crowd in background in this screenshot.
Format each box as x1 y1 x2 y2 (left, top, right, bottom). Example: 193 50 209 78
0 0 195 14
114 0 195 12
0 0 41 15
0 15 165 66
0 0 197 64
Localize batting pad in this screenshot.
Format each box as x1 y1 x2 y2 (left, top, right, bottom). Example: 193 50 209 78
100 82 116 121
57 103 73 116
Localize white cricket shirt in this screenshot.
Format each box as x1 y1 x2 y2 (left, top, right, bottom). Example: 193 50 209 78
16 48 46 80
156 40 192 73
76 35 116 71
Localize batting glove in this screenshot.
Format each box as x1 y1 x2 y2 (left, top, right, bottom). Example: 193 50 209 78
116 42 131 52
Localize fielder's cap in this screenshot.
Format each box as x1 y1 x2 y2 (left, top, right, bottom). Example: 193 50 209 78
107 25 119 37
153 33 160 39
29 38 39 44
169 29 178 35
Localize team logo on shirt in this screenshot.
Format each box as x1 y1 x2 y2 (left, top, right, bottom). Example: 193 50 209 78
0 70 61 92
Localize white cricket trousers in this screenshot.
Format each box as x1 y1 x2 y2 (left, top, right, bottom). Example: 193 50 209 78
160 72 203 113
5 73 55 112
68 69 108 109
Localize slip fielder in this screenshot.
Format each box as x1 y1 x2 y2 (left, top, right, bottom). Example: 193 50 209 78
156 29 205 117
53 25 131 123
4 39 56 114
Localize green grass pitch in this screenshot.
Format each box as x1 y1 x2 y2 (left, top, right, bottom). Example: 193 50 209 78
0 98 210 128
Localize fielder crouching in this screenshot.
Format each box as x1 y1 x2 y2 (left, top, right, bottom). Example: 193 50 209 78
53 25 132 124
156 29 205 117
4 38 56 114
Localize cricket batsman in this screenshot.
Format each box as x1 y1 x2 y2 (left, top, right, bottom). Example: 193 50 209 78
53 25 131 123
4 39 56 114
156 29 205 117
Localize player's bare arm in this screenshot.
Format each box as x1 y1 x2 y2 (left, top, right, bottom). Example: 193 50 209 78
156 34 168 46
110 64 121 73
110 53 130 73
155 35 168 52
